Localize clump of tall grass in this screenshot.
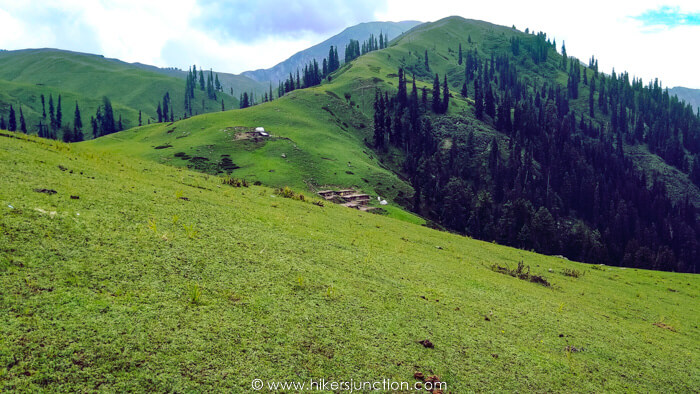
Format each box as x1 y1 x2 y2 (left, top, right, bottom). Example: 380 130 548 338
183 224 199 239
188 283 202 305
491 261 551 287
562 268 584 278
221 176 249 187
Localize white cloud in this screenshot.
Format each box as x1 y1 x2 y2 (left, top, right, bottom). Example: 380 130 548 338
0 0 698 88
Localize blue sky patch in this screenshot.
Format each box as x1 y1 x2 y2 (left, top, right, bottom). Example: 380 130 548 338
633 6 700 27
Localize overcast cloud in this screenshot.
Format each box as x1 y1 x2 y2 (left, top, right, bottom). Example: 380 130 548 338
0 0 698 88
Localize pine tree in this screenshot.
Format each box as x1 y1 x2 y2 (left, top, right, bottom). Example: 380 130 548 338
561 41 568 70
424 50 430 71
458 43 463 65
41 94 46 119
118 115 123 131
221 99 225 111
690 156 700 187
48 94 56 130
16 106 26 133
62 123 73 142
199 69 205 90
73 102 84 142
8 105 16 131
461 81 468 98
432 74 441 113
373 91 385 149
442 75 450 114
474 79 484 120
397 68 407 105
157 103 163 123
56 95 62 129
91 116 98 139
0 116 5 130
101 97 116 134
485 85 496 118
207 69 215 99
162 93 169 122
589 78 595 117
138 110 142 126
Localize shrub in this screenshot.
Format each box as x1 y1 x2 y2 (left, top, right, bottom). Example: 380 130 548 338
562 268 584 278
222 176 249 187
278 186 295 199
491 261 551 287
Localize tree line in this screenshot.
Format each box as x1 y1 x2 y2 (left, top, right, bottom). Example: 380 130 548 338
372 37 699 272
0 93 106 142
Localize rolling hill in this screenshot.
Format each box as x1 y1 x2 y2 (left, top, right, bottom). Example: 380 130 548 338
84 87 420 223
1 130 698 391
0 49 237 137
242 20 422 83
88 16 700 273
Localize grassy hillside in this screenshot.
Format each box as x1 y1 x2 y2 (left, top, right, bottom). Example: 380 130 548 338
88 15 700 222
0 49 237 136
1 130 698 391
242 21 422 83
86 17 521 211
322 16 700 204
86 87 420 222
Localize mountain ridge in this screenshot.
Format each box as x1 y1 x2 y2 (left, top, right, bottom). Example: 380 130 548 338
242 20 422 83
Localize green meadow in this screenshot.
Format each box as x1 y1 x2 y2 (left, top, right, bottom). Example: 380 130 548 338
1 131 698 391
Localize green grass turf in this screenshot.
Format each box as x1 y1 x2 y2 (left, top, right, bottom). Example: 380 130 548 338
1 130 698 391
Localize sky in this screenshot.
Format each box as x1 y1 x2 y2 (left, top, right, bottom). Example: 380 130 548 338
0 0 698 88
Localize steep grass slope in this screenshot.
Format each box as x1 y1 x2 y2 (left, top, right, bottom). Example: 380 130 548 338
1 131 698 391
85 87 419 221
325 16 700 204
0 49 237 134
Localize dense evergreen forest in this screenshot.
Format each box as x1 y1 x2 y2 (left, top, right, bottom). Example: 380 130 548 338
373 35 699 273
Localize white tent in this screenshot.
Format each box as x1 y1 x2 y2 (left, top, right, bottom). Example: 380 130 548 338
255 127 265 132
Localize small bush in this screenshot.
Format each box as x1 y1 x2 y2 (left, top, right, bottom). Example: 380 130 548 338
222 176 249 187
491 261 551 287
562 268 584 278
278 186 295 199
